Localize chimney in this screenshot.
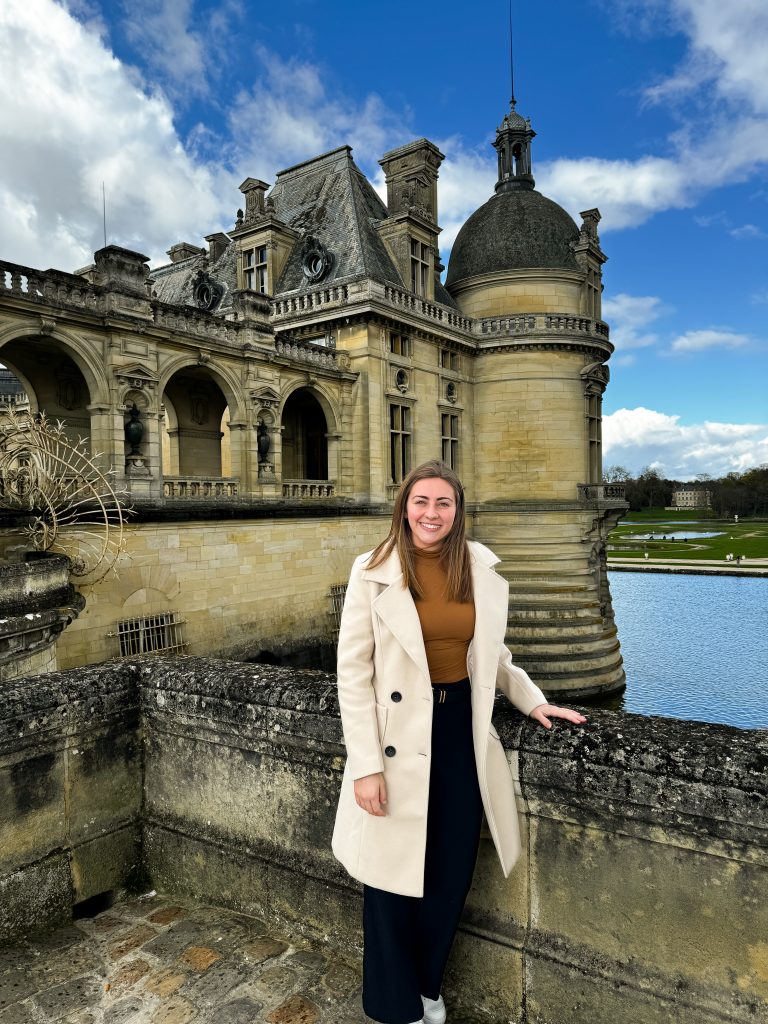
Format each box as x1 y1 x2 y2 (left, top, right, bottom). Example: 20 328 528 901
378 139 445 225
205 232 230 263
239 178 271 225
166 242 205 263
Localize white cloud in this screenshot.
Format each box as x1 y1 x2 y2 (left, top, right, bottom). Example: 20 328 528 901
227 47 408 183
535 1 768 230
669 329 750 353
602 293 670 351
730 223 766 239
643 0 768 114
0 0 232 270
603 406 768 477
121 0 211 100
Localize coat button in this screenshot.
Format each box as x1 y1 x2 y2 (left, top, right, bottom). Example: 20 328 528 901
384 745 396 757
391 691 402 702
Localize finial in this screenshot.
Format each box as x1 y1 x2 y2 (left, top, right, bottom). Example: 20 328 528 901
509 0 515 108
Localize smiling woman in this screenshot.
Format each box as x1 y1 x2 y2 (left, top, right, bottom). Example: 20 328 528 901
331 458 586 1024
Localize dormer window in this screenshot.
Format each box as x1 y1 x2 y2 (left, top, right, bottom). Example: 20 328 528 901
410 239 429 296
243 245 268 293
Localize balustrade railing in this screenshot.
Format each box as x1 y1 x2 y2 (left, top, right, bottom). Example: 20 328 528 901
477 312 610 340
578 483 626 502
274 338 349 370
163 477 239 498
282 480 336 499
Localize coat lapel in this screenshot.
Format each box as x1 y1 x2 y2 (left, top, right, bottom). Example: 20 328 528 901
469 548 509 690
362 543 509 693
362 549 432 687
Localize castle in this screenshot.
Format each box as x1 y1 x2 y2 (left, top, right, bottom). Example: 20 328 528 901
0 101 626 695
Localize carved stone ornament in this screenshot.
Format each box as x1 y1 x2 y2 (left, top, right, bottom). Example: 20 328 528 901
115 364 158 393
395 369 409 394
445 381 458 404
301 236 334 283
192 270 224 311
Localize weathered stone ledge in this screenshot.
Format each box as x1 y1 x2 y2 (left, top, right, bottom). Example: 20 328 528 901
1 656 766 1023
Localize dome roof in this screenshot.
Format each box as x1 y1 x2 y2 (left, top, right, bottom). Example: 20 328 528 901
445 188 580 288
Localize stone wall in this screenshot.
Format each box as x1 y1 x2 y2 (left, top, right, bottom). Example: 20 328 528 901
2 657 765 1024
0 663 143 938
41 513 389 670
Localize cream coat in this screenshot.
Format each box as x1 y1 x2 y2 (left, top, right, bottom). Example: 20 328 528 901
331 540 547 897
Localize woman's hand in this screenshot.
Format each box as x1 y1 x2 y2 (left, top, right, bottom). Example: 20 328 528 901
354 772 388 816
529 704 588 730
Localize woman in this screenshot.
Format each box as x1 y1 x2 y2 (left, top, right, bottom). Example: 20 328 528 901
332 461 587 1024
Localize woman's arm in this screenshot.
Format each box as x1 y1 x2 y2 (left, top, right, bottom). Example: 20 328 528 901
336 556 387 781
496 644 587 728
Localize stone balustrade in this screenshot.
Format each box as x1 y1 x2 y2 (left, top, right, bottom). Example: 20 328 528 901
271 284 350 317
162 477 239 498
578 482 627 502
478 312 610 340
281 479 336 498
1 656 765 1023
273 338 349 370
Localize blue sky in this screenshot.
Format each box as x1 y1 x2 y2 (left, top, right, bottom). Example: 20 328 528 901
0 0 766 478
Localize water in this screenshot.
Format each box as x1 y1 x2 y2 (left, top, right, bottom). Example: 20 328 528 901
621 531 723 540
596 572 768 730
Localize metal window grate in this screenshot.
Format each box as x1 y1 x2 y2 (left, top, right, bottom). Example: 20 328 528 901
108 611 187 658
329 584 347 636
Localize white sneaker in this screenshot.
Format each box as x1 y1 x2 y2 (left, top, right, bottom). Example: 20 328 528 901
421 993 446 1024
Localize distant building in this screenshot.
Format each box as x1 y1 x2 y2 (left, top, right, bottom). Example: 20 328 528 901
670 484 713 509
0 366 28 410
0 100 627 695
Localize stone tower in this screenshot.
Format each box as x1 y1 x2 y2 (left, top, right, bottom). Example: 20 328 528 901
446 101 626 698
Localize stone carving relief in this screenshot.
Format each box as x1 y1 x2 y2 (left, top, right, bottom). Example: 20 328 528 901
301 236 334 284
192 270 224 312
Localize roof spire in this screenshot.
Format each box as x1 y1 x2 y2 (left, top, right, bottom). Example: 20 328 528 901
509 0 515 107
494 1 536 193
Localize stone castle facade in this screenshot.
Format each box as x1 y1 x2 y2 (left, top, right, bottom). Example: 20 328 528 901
0 103 627 696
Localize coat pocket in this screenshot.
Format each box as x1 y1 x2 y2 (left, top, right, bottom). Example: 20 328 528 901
375 702 389 745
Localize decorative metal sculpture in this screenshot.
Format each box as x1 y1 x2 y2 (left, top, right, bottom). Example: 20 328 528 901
0 411 129 583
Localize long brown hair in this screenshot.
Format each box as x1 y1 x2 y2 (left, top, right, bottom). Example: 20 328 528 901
367 460 473 602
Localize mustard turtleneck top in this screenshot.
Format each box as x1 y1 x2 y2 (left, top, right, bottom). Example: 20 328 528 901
412 546 476 683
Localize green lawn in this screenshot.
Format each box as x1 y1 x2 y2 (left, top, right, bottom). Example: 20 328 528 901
608 514 768 561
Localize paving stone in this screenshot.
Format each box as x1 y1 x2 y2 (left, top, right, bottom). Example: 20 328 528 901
32 974 103 1018
201 996 263 1024
252 964 297 999
60 1011 97 1024
119 894 168 920
318 960 359 997
241 937 288 964
0 946 35 974
0 1000 40 1024
108 958 151 995
266 993 320 1024
108 924 158 961
148 907 188 927
142 921 207 959
178 946 220 972
143 967 188 999
27 925 88 954
0 967 39 1009
149 993 197 1023
103 996 146 1024
28 945 104 991
91 915 125 934
283 950 326 971
181 959 245 1007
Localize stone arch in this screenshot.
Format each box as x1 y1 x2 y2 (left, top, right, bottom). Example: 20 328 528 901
0 322 108 407
280 385 335 481
158 356 244 423
0 326 104 450
161 362 234 478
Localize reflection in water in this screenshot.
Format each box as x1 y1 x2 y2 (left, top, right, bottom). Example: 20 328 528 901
585 573 768 730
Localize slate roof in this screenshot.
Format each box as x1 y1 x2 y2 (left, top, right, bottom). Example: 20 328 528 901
148 145 459 312
445 188 580 287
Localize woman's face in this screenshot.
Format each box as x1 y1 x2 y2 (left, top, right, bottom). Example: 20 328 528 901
405 476 458 550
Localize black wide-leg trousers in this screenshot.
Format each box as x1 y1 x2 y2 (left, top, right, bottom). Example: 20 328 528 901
362 677 484 1024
